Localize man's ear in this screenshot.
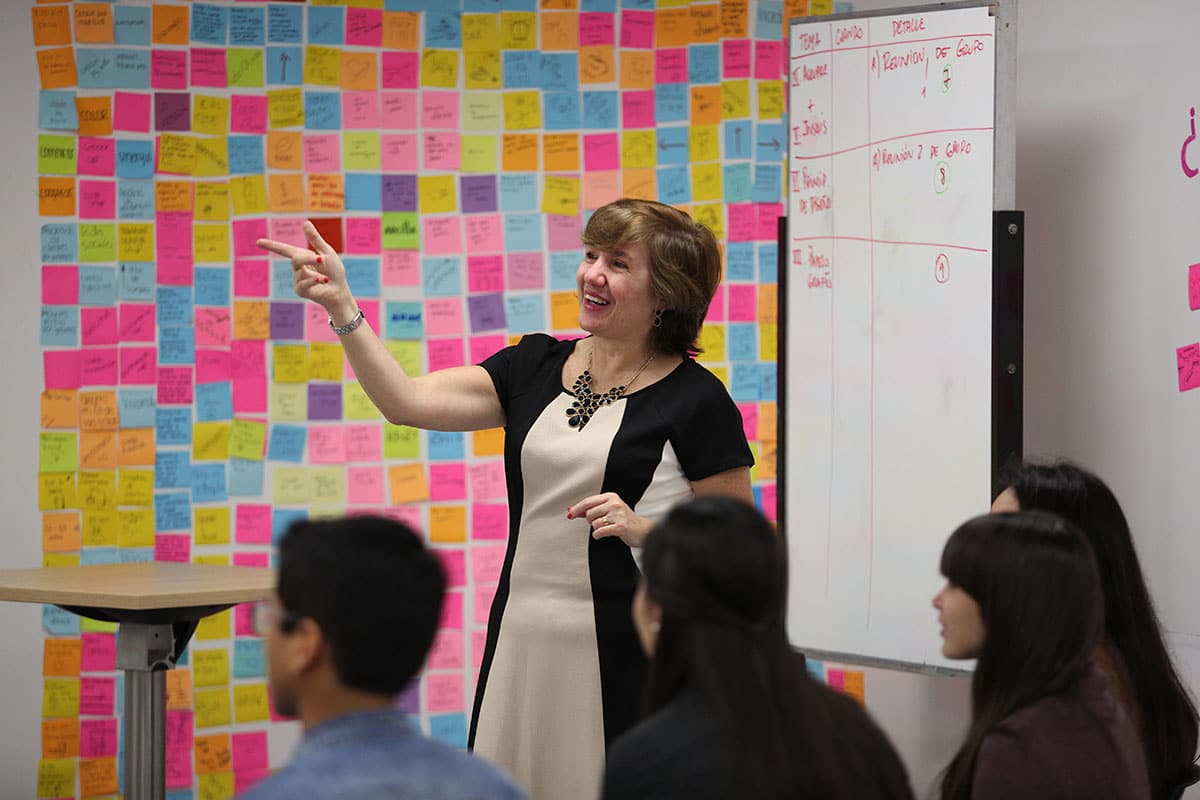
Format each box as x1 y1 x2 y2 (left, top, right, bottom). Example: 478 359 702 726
284 617 326 675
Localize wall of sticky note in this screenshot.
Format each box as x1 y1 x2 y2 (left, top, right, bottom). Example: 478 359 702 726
15 0 847 796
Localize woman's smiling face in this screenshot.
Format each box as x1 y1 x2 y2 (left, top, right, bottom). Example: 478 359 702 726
576 241 659 341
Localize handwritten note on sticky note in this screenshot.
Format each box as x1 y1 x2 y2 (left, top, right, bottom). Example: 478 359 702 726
388 464 429 504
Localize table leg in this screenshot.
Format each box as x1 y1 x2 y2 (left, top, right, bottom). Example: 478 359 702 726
116 623 175 800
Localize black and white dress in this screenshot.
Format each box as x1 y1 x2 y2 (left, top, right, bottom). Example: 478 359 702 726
469 334 754 798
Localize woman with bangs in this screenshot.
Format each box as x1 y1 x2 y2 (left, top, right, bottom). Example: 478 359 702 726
934 511 1150 800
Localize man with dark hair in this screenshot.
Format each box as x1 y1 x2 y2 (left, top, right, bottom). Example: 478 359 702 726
238 515 526 800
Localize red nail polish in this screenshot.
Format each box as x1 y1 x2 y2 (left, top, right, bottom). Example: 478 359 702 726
322 277 330 284
566 510 572 519
316 255 323 264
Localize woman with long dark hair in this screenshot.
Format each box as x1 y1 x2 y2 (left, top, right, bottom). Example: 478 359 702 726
993 460 1199 799
936 511 1149 800
600 496 914 800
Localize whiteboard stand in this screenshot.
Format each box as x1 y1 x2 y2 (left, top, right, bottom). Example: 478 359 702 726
992 210 1023 482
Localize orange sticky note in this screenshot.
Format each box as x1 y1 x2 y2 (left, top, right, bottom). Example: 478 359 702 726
233 301 270 340
383 12 419 50
41 390 79 428
43 512 81 552
721 0 749 37
307 174 345 212
758 284 778 325
759 402 777 442
541 0 576 8
37 47 77 89
388 464 430 504
472 428 505 457
155 181 193 213
341 51 378 91
622 169 657 202
74 3 113 43
42 718 79 760
194 733 232 774
619 51 654 90
544 134 580 172
758 439 777 479
79 390 118 431
656 7 692 47
501 134 538 172
582 170 620 212
541 12 578 50
43 638 82 677
550 291 579 331
579 46 615 84
79 431 117 470
151 4 189 45
691 86 722 125
430 505 467 543
843 670 865 705
79 757 118 798
166 668 192 710
40 177 76 216
691 5 721 42
264 173 301 213
76 96 113 136
118 428 154 467
266 131 302 169
784 0 810 33
32 6 72 46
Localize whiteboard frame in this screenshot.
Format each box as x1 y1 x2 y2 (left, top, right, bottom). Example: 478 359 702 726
777 0 1020 675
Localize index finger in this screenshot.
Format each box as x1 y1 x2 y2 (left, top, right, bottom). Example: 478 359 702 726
303 221 336 256
255 237 307 260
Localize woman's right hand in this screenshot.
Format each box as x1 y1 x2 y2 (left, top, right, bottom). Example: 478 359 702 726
256 221 357 322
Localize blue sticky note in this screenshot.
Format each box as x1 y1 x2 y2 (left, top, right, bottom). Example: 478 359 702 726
549 252 578 291
154 492 192 532
724 121 752 160
191 463 228 503
581 0 616 11
119 262 155 301
758 243 779 283
43 605 81 636
41 308 78 347
120 547 154 563
689 44 720 85
228 136 264 175
657 166 690 206
266 46 304 85
499 174 538 211
756 122 786 163
806 658 826 682
268 5 304 43
425 11 462 48
230 7 265 46
77 49 118 89
506 295 546 334
427 431 464 460
422 257 463 298
304 92 342 130
118 180 154 219
760 364 777 402
113 50 152 90
157 287 193 327
229 458 264 497
541 54 578 92
731 363 762 402
429 714 468 749
755 0 784 40
544 92 581 131
656 127 689 165
753 164 783 203
728 323 758 362
464 0 501 10
271 261 295 299
268 424 307 462
39 91 78 130
308 5 345 44
385 301 424 340
191 4 229 45
504 215 542 251
622 0 654 8
195 268 230 307
196 382 233 422
156 408 192 446
345 174 382 211
726 243 755 282
42 225 77 266
581 91 618 129
118 388 156 428
79 267 117 306
834 1 853 12
233 639 266 678
503 52 539 89
725 162 753 203
156 451 192 490
344 258 381 298
81 547 120 566
273 509 308 544
499 0 536 9
655 85 688 124
116 140 156 179
113 6 151 45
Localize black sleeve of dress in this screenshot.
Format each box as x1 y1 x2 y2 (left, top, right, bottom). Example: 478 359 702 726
669 364 755 481
479 333 556 416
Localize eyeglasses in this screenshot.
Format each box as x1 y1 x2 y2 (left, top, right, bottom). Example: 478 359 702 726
252 601 300 636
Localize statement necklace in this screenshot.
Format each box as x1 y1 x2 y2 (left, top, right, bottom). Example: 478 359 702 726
567 348 655 431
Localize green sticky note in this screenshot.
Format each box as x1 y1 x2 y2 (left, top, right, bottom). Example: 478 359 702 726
382 212 420 250
228 419 267 461
343 132 381 171
385 340 421 376
78 223 117 262
39 432 78 473
228 49 264 88
38 135 77 175
80 616 119 633
384 425 421 460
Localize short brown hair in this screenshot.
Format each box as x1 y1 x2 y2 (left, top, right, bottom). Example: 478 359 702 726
582 198 722 356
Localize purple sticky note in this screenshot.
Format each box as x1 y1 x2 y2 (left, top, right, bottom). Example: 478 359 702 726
308 384 342 420
1189 264 1200 310
461 175 498 214
396 682 420 714
154 93 191 132
270 302 305 340
468 293 508 333
1178 343 1200 392
382 174 418 212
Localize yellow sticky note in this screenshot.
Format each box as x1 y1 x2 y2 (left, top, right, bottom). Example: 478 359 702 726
344 383 382 421
198 772 235 800
270 384 308 421
693 203 725 241
193 649 230 687
304 46 342 86
430 505 467 542
119 509 155 548
383 424 420 460
420 49 459 88
344 132 382 171
44 553 81 568
388 464 429 504
194 508 230 546
542 176 580 216
759 80 785 121
194 223 231 263
39 472 76 512
550 291 579 331
42 678 80 717
37 759 76 799
759 323 778 361
81 509 118 545
193 135 231 177
500 12 537 49
273 344 310 383
463 94 502 130
195 609 231 641
77 472 117 511
386 340 422 375
463 51 501 90
308 342 344 382
117 223 155 261
473 428 505 457
231 175 269 216
721 79 751 119
117 469 154 506
192 95 230 137
689 125 720 162
463 14 500 51
692 162 724 203
40 432 78 473
194 554 229 566
312 467 347 506
233 683 270 723
273 467 312 506
418 174 457 214
621 130 656 170
192 422 231 461
194 687 232 728
228 419 266 461
461 134 498 172
710 364 730 390
79 616 117 633
503 91 542 130
268 89 305 129
194 182 230 221
699 324 728 362
158 134 197 175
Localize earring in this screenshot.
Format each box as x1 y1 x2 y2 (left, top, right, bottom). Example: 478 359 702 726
653 309 663 328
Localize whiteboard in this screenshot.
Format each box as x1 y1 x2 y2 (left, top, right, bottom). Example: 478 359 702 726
781 2 1014 671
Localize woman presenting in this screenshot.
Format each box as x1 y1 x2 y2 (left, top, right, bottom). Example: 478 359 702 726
257 198 754 798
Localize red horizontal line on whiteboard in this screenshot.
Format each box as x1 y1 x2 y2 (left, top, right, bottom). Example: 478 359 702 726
792 126 994 160
792 234 989 254
790 31 994 59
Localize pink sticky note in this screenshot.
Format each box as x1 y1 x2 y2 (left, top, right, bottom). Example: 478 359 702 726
382 251 420 286
425 673 465 714
120 304 156 342
619 10 654 48
1178 343 1200 391
81 307 119 346
424 132 461 171
422 91 460 129
738 401 759 441
761 482 778 523
156 212 194 286
706 284 727 322
474 584 496 625
304 134 341 173
267 217 306 246
231 340 265 380
119 346 157 385
78 138 116 177
343 91 381 130
81 347 119 386
727 203 756 242
157 366 194 404
345 218 382 254
437 549 466 587
347 466 385 505
42 265 79 305
79 718 118 758
723 39 752 78
471 503 508 539
547 214 583 252
80 632 116 672
234 552 269 567
151 50 187 90
584 133 620 171
428 338 465 371
381 93 418 131
233 375 267 414
439 591 464 630
728 284 757 321
507 253 545 290
425 298 465 337
196 307 231 347
113 92 151 132
165 709 194 750
470 335 506 364
579 12 615 46
232 219 269 259
231 731 270 773
309 426 347 464
467 256 504 293
826 667 846 691
190 48 228 87
79 677 115 716
155 534 191 562
234 603 256 636
346 7 384 46
79 180 116 219
230 95 268 134
382 52 420 89
655 49 688 84
468 461 506 500
381 134 418 171
427 629 464 670
756 203 784 241
345 424 382 461
196 349 232 384
305 303 340 343
236 505 273 544
471 544 506 584
423 217 463 256
384 504 423 532
754 40 783 80
234 259 270 298
430 463 467 501
1188 264 1200 310
464 215 504 255
472 630 488 669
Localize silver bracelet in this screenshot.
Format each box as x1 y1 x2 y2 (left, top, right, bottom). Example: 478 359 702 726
329 309 365 336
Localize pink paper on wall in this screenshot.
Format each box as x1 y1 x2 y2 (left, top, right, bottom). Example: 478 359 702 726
236 770 271 795
723 39 752 78
347 466 385 505
345 218 382 254
727 203 756 242
1177 343 1200 392
427 338 465 371
464 215 504 254
234 552 269 567
345 7 384 47
474 584 496 625
429 463 467 501
425 673 465 714
705 284 727 323
231 731 270 773
78 180 116 219
621 90 656 129
546 214 583 252
423 217 463 256
343 91 381 130
155 534 191 563
79 718 119 758
437 549 466 587
309 426 347 464
79 677 115 716
507 252 545 290
345 424 383 461
80 633 116 673
472 630 487 669
157 366 194 405
619 10 654 48
422 91 460 129
119 346 157 385
381 134 419 171
81 347 119 386
155 212 194 286
236 504 272 544
583 133 620 171
467 255 505 293
234 375 267 414
471 503 508 539
195 350 232 384
81 307 119 346
305 303 340 344
267 217 307 247
468 460 506 499
383 504 423 531
382 251 420 286
427 629 464 670
233 260 270 298
756 203 784 241
234 603 256 636
738 402 759 441
113 92 151 132
425 298 465 337
727 284 757 322
381 93 418 131
381 52 420 89
1189 264 1200 310
151 50 187 90
232 219 269 259
754 40 783 80
439 591 464 629
120 304 156 342
579 12 615 46
471 544 506 584
78 138 116 177
760 483 778 522
196 307 231 348
469 334 506 364
230 95 268 134
304 134 341 173
42 265 79 305
655 49 688 83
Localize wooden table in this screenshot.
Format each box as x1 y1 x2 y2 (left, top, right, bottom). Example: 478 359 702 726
0 562 276 800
